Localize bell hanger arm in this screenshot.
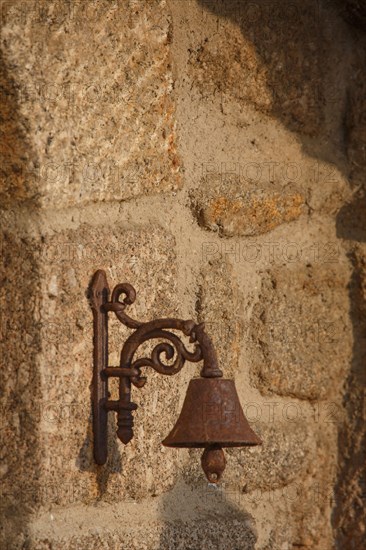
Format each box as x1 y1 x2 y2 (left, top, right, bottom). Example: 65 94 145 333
100 274 223 380
118 318 223 383
90 270 226 467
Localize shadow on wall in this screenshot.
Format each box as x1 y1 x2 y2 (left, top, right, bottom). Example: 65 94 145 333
77 413 123 499
156 478 257 550
0 50 40 207
0 49 43 545
196 0 353 170
333 218 366 546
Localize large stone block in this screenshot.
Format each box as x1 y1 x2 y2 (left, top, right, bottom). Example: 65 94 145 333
192 176 304 237
248 264 353 400
38 224 189 506
23 480 257 550
188 0 348 138
28 519 257 550
1 224 197 517
0 0 181 207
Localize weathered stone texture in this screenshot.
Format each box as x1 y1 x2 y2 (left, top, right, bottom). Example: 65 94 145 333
184 417 335 549
23 479 257 550
196 258 244 377
192 176 304 237
37 225 190 506
0 232 42 548
0 0 181 207
185 419 315 492
191 0 347 138
249 264 353 401
28 519 257 550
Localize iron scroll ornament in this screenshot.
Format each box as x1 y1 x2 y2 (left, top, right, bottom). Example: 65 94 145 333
90 270 261 482
90 270 223 461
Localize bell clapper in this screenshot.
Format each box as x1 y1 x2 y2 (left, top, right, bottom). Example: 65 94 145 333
201 444 226 484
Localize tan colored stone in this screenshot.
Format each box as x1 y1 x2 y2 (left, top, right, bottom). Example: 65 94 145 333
196 258 244 377
0 0 181 208
36 224 189 506
18 480 258 550
0 232 43 548
249 264 352 401
195 188 304 237
188 0 348 137
28 519 257 550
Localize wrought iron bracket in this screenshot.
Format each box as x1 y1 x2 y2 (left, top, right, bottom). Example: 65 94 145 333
89 270 223 465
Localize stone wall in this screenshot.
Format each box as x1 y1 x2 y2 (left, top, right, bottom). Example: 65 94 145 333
1 1 365 549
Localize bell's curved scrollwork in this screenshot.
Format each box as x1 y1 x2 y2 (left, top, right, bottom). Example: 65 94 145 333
103 282 222 383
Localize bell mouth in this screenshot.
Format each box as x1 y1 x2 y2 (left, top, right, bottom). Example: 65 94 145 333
162 440 261 448
162 378 262 449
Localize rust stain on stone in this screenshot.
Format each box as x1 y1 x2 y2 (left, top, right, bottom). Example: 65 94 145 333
203 192 304 237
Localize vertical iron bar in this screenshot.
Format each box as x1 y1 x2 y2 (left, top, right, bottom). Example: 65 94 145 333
90 270 110 464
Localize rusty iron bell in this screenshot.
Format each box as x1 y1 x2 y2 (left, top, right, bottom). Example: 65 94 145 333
91 271 262 483
163 378 262 483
